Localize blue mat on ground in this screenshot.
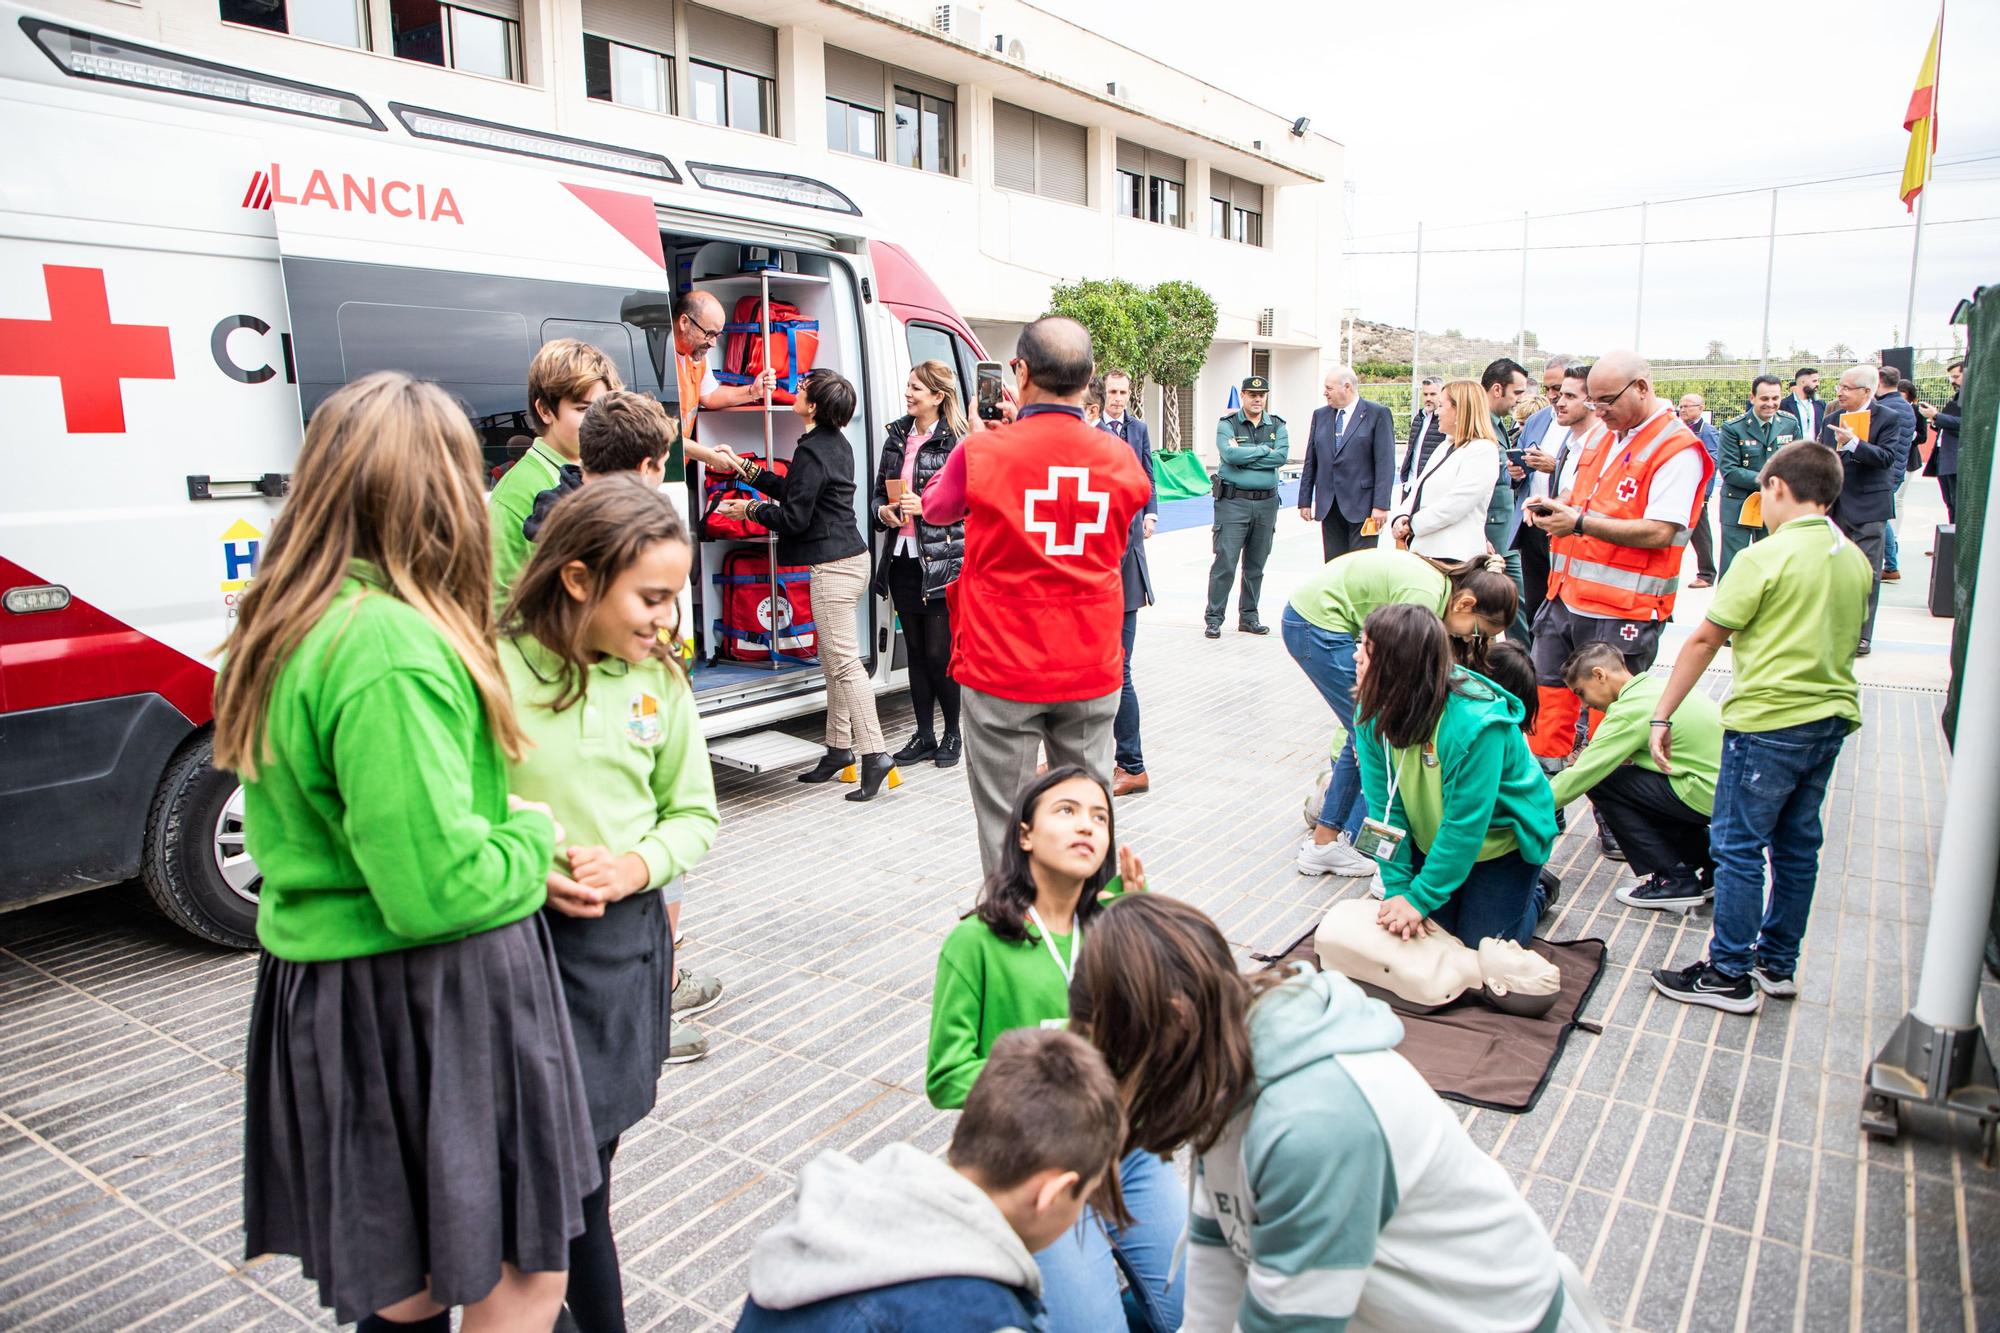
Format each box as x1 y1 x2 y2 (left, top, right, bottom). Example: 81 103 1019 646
1155 480 1301 535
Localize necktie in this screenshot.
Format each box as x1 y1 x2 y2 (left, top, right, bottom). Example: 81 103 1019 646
1334 408 1346 442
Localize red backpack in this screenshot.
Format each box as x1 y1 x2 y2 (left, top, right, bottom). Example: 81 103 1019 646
716 297 821 404
701 454 786 540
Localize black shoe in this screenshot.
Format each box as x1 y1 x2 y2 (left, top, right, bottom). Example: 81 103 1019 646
893 731 937 765
934 732 963 768
1204 626 1221 639
1751 965 1799 999
1597 825 1626 862
1651 959 1760 1014
798 746 854 784
1238 621 1271 636
1855 639 1872 657
1616 872 1711 911
845 752 899 802
1537 867 1562 914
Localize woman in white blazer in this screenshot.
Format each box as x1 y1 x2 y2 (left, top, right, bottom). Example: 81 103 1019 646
1388 378 1501 561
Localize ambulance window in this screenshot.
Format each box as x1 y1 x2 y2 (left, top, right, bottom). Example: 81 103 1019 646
333 302 530 446
905 322 975 414
541 320 648 395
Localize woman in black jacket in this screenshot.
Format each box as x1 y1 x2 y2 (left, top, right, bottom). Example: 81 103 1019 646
714 370 895 800
872 360 966 768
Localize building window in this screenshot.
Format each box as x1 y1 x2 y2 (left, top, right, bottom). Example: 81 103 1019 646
1250 349 1271 379
892 87 954 174
1150 178 1183 228
220 0 367 48
685 6 776 135
1232 206 1263 246
993 100 1087 206
689 59 771 131
584 36 672 112
826 99 882 159
1117 169 1143 219
1115 140 1186 228
1210 169 1266 246
392 0 518 79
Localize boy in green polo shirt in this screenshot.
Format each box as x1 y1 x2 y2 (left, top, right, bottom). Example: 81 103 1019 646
489 339 622 610
1647 442 1871 1014
1552 642 1722 912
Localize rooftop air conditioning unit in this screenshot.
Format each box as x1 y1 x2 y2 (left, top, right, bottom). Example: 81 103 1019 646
933 5 982 46
993 34 1027 61
1257 308 1277 338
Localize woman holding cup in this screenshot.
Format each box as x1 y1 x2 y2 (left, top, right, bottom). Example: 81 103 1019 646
871 360 968 767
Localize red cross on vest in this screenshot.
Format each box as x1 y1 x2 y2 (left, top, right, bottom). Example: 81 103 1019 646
0 265 176 433
1023 465 1110 556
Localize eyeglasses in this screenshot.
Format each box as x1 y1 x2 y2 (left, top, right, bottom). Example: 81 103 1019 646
1589 380 1638 411
683 314 723 343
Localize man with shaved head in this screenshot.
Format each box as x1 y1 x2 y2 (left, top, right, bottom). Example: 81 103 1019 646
673 288 776 450
1822 365 1901 654
921 315 1152 872
1520 350 1715 793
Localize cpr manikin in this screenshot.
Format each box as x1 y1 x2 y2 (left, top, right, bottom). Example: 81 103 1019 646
1312 899 1562 1018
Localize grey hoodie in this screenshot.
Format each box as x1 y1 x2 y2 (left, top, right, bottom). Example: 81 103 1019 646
745 1141 1043 1311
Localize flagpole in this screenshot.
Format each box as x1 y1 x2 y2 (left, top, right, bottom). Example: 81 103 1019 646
1903 190 1926 348
1904 1 1943 348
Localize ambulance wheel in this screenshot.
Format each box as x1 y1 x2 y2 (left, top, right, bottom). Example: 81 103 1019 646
141 735 260 949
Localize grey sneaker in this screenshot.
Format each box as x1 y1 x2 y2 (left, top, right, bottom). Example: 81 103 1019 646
667 1021 711 1064
671 967 724 1018
1751 965 1799 999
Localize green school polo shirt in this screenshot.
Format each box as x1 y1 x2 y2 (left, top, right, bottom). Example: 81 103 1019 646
1705 514 1870 734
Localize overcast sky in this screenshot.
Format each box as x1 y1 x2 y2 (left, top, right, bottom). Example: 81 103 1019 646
1064 0 1998 362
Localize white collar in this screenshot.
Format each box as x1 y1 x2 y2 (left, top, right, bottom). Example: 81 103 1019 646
1615 404 1675 446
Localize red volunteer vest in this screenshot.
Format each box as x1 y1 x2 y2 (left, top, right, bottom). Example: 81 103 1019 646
947 411 1150 703
1548 409 1714 621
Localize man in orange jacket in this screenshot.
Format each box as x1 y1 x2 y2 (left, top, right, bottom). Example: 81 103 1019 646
1521 351 1715 807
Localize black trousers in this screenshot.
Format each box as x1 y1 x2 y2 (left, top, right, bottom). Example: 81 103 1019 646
566 1137 625 1332
1940 473 1957 523
1318 511 1370 563
1586 765 1712 880
888 555 959 736
1690 500 1717 580
1514 522 1550 627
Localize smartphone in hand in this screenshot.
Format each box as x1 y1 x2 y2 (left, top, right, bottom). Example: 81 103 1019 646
976 361 1006 421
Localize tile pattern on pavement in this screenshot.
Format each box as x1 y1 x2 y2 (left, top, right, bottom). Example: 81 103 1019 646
3 574 1996 1331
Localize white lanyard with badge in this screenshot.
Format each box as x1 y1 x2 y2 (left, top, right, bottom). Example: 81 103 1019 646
1027 906 1078 1030
1351 738 1434 861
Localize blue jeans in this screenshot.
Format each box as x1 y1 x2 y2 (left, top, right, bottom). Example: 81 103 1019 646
1415 846 1547 948
1115 610 1144 774
1883 513 1900 572
1035 1148 1186 1333
1707 718 1849 978
1281 606 1365 839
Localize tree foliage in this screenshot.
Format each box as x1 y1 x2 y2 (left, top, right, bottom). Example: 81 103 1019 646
1043 276 1218 449
1046 278 1151 391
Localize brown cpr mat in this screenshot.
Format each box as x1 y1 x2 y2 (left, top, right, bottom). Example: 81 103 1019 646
1257 930 1607 1114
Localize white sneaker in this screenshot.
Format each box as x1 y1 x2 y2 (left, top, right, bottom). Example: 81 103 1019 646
1297 836 1376 878
1366 870 1386 900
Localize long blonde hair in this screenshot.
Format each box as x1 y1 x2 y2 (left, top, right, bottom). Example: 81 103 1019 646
910 359 968 438
1438 379 1498 447
213 371 526 778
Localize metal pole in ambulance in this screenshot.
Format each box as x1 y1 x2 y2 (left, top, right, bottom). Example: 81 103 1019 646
761 269 780 671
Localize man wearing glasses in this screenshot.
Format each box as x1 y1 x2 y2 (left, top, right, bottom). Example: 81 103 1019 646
1519 350 1714 775
672 289 777 458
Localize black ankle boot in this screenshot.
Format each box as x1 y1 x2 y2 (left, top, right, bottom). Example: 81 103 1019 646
893 730 937 764
845 752 899 802
798 747 854 784
934 732 963 768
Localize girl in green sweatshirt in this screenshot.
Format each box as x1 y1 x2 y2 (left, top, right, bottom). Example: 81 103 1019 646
1353 603 1558 949
925 767 1184 1333
500 477 721 1333
215 372 596 1332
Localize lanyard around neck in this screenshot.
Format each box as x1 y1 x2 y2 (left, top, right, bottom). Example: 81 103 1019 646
1026 906 1079 985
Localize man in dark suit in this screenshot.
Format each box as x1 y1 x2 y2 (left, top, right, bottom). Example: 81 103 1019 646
1782 367 1824 443
1100 369 1157 796
1399 376 1446 499
1822 365 1902 656
1918 358 1963 520
1297 365 1394 562
1873 366 1921 583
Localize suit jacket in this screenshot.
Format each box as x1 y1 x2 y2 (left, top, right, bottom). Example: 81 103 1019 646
1689 420 1722 497
1100 415 1156 611
1300 398 1394 523
1504 406 1559 547
1822 399 1901 529
1925 392 1961 478
1401 409 1446 489
1781 393 1824 441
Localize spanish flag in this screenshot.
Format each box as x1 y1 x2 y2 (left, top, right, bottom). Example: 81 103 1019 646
1900 14 1942 212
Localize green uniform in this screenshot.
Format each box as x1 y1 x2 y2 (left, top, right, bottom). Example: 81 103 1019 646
488 438 571 611
245 561 557 963
1715 410 1803 575
1551 673 1722 815
1207 409 1289 630
1486 410 1530 645
1706 513 1870 734
925 914 1079 1109
1288 549 1450 635
501 636 719 891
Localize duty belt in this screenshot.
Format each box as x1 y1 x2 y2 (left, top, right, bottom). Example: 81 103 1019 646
1218 482 1278 501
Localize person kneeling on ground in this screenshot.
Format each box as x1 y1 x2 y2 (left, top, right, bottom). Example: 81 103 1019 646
1553 643 1722 913
1070 895 1608 1332
734 1028 1124 1332
1353 604 1558 948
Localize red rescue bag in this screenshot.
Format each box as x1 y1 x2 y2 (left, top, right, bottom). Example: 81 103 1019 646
701 454 786 540
716 297 821 404
712 549 817 663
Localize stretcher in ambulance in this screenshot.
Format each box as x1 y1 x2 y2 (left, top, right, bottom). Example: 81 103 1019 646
0 2 987 945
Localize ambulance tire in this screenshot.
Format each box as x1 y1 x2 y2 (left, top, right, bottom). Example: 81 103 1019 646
141 735 259 950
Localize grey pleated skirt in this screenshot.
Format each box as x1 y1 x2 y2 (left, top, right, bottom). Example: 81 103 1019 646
243 912 600 1323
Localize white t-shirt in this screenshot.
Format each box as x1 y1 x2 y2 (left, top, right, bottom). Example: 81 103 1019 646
1528 426 1569 500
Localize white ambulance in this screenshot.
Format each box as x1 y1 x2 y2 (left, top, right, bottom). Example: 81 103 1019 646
0 1 990 946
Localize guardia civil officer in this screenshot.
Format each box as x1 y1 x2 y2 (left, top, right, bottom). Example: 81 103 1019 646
1204 375 1289 638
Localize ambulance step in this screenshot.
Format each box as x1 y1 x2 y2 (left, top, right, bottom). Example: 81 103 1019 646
707 730 826 774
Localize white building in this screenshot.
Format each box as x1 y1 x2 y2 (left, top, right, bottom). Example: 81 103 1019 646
77 0 1344 445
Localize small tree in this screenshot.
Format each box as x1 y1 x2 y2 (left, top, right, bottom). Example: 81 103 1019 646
1705 339 1728 363
1827 342 1854 361
1047 278 1152 399
1144 280 1219 451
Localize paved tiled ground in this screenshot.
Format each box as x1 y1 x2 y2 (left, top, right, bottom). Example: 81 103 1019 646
2 511 1995 1331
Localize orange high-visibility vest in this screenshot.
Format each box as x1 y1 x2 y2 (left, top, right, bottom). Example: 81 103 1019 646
1547 410 1714 621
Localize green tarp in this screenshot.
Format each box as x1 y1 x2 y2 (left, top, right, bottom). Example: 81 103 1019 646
1154 449 1212 501
1947 283 1995 741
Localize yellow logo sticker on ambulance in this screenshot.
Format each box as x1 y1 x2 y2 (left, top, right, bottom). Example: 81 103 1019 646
627 691 663 746
220 518 263 592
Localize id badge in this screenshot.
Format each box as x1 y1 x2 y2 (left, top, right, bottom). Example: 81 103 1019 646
1351 818 1406 861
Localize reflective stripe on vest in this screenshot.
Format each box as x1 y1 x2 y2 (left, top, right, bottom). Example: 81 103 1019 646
1547 551 1679 597
1546 411 1712 620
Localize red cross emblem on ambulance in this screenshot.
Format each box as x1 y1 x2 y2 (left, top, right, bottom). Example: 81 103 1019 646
1024 466 1110 556
0 265 175 433
1615 477 1640 502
